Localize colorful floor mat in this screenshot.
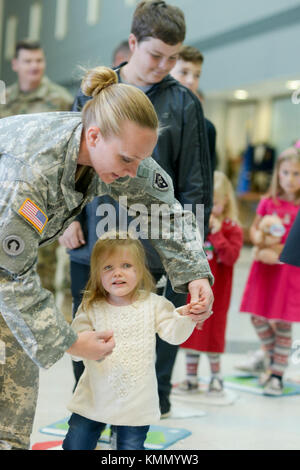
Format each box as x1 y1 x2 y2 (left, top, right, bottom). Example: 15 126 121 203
39 419 192 450
224 374 300 396
32 440 63 450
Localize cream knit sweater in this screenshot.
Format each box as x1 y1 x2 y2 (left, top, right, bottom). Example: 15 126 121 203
68 292 195 426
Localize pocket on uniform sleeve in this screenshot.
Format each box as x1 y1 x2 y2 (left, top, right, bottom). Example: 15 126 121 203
0 219 39 275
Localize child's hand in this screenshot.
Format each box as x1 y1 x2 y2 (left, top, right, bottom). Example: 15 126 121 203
187 300 206 314
180 301 203 316
180 301 213 329
209 215 222 234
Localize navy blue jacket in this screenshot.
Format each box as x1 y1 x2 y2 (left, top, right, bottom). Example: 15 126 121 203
280 210 300 267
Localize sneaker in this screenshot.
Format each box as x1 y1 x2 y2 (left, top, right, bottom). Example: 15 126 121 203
263 376 283 396
175 379 199 394
235 349 269 374
207 376 224 396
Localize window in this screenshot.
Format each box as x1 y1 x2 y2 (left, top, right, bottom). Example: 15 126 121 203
86 0 101 26
28 2 42 41
4 15 18 61
55 0 69 40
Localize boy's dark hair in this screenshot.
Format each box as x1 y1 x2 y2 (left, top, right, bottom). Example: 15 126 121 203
178 45 204 64
15 40 43 58
131 1 185 45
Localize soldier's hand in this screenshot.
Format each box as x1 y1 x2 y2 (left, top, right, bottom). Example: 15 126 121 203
59 221 85 249
66 330 115 360
188 278 214 330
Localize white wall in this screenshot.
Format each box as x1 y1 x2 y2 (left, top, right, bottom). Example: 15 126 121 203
199 21 300 93
179 0 300 41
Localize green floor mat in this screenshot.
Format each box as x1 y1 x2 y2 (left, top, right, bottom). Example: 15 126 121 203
224 374 300 396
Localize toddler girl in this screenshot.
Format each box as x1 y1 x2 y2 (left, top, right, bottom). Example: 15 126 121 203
240 145 300 395
178 171 243 395
63 231 204 450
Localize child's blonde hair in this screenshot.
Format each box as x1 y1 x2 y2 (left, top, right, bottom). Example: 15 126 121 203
266 145 300 203
81 231 155 310
81 66 159 138
214 171 239 222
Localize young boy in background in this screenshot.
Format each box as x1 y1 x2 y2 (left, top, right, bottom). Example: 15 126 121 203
171 44 217 171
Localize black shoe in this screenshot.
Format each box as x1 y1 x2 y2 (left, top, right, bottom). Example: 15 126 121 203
159 394 171 418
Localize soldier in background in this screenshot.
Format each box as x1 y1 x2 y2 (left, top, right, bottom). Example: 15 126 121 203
0 39 74 318
0 39 73 117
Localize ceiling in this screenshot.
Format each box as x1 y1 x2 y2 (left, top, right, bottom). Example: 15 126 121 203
205 76 300 102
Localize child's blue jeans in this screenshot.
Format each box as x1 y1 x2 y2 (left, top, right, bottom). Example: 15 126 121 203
62 413 149 450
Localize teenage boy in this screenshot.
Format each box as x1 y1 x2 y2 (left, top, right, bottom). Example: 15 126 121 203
60 0 213 417
171 45 217 171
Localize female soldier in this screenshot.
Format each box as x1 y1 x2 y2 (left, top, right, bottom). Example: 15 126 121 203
0 66 213 449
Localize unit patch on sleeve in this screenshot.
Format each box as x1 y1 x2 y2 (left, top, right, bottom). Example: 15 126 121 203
18 198 48 233
153 172 169 191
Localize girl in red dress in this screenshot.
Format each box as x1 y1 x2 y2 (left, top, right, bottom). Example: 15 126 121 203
240 145 300 396
178 172 243 395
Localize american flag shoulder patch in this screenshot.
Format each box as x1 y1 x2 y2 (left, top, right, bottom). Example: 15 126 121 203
18 198 48 233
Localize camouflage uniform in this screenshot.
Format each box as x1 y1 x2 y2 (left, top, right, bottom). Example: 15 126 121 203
0 75 74 313
0 112 212 449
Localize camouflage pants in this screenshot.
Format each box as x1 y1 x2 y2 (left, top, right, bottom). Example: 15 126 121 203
0 314 39 449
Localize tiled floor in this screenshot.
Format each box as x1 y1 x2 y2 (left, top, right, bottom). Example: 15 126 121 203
31 247 300 450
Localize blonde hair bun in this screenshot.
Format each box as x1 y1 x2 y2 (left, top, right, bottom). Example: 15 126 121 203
81 66 118 98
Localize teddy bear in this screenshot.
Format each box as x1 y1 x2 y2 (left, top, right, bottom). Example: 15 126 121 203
252 214 286 264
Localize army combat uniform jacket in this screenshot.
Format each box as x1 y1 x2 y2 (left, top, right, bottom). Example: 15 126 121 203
0 112 212 369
